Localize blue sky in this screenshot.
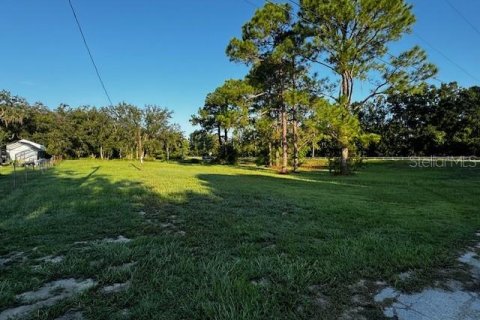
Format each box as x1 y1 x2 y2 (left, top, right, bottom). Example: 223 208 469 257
1 0 479 134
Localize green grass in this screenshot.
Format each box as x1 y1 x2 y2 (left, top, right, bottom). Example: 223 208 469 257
1 160 479 319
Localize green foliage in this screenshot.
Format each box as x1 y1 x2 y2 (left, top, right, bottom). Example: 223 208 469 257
189 130 218 157
216 143 239 165
300 0 434 90
298 0 436 173
191 79 254 159
360 83 480 156
0 91 185 160
328 155 364 175
312 99 379 151
192 0 437 173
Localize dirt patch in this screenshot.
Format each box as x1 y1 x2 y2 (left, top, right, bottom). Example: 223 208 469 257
100 281 131 294
109 261 137 272
0 251 26 268
158 216 187 236
37 255 65 264
398 271 414 281
340 306 368 320
251 277 271 287
102 235 131 244
55 310 84 320
160 222 175 229
73 235 132 246
31 255 65 271
0 278 96 320
307 285 330 309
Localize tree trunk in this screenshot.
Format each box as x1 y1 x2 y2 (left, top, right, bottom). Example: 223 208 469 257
166 142 170 161
341 146 349 175
339 71 354 174
293 113 298 172
312 140 315 158
100 146 104 160
275 147 280 167
137 128 143 160
292 58 299 172
224 128 228 157
280 106 288 174
275 119 280 167
268 142 273 167
217 126 222 146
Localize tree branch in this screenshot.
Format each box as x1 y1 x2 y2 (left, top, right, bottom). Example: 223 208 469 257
358 81 389 106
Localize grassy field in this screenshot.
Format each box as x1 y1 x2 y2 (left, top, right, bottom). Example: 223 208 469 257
1 160 479 319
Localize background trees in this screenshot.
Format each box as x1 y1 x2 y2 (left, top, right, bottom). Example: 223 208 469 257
360 83 480 157
191 79 253 163
0 91 186 160
192 0 449 173
300 0 437 173
224 2 322 171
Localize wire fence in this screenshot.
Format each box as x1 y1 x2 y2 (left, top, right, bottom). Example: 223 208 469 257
0 156 63 190
363 156 480 162
299 156 480 161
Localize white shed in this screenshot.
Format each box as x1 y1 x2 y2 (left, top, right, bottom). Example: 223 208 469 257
6 139 46 164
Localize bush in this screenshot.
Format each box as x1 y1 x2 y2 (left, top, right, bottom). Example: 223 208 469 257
328 156 364 175
255 149 270 167
189 158 202 164
217 143 239 165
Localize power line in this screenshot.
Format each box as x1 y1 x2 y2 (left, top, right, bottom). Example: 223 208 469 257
68 0 114 107
444 0 480 38
248 0 441 82
413 32 479 82
242 0 260 9
382 53 443 84
266 0 472 84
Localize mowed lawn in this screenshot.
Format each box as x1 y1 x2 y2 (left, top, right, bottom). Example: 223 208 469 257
1 160 479 319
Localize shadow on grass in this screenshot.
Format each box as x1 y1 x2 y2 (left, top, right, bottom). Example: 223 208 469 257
1 162 480 319
0 166 157 253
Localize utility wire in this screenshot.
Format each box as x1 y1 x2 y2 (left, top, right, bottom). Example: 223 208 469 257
382 53 443 84
263 0 473 84
68 0 114 106
444 0 480 38
242 0 261 9
413 32 479 82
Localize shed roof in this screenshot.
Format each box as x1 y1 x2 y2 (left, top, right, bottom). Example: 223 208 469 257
7 139 46 151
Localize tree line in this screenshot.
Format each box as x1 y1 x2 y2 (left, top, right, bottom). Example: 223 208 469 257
361 83 480 157
0 90 187 160
192 0 441 174
2 0 479 169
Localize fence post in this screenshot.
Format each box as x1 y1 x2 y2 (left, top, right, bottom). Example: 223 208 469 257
13 162 16 188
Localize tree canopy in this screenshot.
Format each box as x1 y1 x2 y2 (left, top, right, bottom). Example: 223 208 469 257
192 0 444 173
0 91 186 161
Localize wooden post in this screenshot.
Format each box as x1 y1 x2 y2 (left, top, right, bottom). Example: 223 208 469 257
13 162 16 188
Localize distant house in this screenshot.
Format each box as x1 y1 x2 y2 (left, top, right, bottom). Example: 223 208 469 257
6 139 46 164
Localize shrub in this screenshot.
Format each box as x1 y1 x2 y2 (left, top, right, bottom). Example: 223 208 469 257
216 143 239 165
328 156 364 175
